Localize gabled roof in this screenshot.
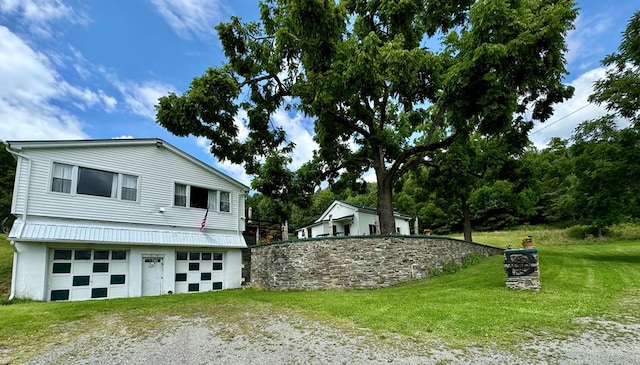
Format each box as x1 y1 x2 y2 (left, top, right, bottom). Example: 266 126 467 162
5 138 249 191
315 200 411 224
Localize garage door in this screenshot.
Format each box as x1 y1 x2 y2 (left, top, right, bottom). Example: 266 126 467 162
48 248 129 301
174 251 224 294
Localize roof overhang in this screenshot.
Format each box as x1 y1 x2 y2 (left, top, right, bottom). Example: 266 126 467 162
9 219 247 248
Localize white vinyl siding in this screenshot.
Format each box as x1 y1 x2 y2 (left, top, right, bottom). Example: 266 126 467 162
10 144 245 231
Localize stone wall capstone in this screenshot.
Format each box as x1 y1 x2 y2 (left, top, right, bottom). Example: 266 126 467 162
250 236 503 290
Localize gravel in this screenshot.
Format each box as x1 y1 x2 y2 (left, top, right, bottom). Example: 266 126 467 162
20 313 640 365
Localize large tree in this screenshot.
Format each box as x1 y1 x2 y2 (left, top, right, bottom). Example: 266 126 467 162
156 0 577 234
589 10 640 126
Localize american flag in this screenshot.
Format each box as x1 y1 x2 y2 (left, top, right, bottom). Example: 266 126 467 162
200 208 208 232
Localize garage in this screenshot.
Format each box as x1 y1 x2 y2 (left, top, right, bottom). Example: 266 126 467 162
174 250 225 294
48 248 129 301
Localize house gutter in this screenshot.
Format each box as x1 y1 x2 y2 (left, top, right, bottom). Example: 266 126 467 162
5 143 31 300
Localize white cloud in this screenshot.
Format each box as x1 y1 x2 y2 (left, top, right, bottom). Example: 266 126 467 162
0 0 89 37
529 67 611 148
0 25 88 141
271 108 317 169
112 80 176 120
150 0 223 39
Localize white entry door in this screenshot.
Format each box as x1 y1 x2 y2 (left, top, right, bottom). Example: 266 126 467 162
141 257 163 296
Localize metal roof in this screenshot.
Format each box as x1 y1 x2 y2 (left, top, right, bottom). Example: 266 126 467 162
9 220 247 248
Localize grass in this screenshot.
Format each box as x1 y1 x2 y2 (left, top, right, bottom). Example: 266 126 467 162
1 227 640 362
0 234 12 298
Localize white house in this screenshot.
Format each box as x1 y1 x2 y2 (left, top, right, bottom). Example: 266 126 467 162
296 200 411 239
5 138 249 302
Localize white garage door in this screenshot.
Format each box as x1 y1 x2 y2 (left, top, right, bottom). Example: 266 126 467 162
48 248 129 301
174 251 225 294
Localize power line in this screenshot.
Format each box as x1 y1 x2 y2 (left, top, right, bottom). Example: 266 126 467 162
530 103 591 135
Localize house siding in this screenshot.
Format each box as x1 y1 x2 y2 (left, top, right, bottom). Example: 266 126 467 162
11 144 245 232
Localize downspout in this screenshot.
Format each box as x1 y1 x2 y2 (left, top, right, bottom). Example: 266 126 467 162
5 144 31 300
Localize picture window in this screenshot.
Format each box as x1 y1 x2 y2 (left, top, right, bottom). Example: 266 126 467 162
77 167 115 198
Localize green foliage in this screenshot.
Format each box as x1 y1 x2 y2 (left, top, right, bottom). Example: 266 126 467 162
589 10 640 126
0 142 16 229
156 0 577 234
2 236 640 362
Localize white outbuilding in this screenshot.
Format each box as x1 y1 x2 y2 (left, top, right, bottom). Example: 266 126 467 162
6 138 249 301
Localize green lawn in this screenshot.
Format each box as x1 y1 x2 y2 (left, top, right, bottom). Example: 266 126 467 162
1 228 640 362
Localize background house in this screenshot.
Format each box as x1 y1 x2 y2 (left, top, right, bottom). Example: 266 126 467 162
296 200 411 239
5 138 249 301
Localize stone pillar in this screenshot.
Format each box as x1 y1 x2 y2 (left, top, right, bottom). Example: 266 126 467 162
504 248 540 291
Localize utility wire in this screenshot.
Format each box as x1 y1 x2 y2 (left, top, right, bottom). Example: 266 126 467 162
530 103 591 135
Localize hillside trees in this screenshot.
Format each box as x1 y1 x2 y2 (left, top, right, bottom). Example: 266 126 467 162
156 0 577 234
0 142 15 231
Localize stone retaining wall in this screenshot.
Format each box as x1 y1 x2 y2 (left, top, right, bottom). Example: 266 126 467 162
250 236 503 290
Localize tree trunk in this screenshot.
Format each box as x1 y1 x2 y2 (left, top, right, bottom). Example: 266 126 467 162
462 199 473 242
373 148 396 235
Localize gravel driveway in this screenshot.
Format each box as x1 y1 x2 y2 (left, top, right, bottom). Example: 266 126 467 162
21 313 640 365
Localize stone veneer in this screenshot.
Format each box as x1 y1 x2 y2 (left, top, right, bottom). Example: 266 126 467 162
504 248 540 291
250 236 503 290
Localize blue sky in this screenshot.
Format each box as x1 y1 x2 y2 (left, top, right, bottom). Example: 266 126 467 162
0 0 637 186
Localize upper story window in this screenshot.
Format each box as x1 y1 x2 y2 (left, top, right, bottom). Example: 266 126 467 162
174 183 231 213
51 162 139 201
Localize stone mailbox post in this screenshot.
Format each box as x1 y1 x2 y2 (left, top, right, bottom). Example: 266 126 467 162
504 248 540 291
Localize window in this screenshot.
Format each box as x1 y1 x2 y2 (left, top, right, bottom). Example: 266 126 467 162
213 252 223 261
54 250 72 260
77 167 116 198
176 252 187 260
52 263 71 273
201 252 212 260
91 288 108 298
111 251 127 260
201 272 211 281
94 251 109 260
51 162 138 201
73 276 90 286
52 163 73 193
188 283 200 292
175 273 187 282
121 174 138 201
74 250 91 260
213 262 223 271
213 282 223 290
189 252 200 261
190 186 208 209
369 224 377 235
93 263 109 273
173 183 230 212
174 183 187 207
220 192 230 212
189 263 200 271
110 275 126 285
51 290 69 301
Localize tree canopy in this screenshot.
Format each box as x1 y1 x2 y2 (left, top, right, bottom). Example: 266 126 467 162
156 0 577 234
